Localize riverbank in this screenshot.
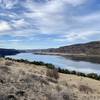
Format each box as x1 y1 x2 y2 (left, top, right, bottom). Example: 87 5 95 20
5 57 100 81
33 52 100 57
0 58 100 100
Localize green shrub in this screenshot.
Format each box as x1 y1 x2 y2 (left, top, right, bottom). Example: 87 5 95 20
45 63 55 69
87 73 99 80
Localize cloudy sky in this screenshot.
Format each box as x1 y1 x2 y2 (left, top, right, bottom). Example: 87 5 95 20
0 0 100 49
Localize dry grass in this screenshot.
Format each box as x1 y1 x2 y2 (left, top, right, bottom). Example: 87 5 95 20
0 59 100 100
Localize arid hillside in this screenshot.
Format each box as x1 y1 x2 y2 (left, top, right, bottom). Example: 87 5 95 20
57 41 100 54
33 41 100 55
0 58 100 100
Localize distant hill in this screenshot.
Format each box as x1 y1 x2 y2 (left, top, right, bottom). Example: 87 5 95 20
0 48 20 57
33 41 100 55
54 41 100 55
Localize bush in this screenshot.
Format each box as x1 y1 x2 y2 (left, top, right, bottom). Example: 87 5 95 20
45 63 55 69
32 61 45 65
5 61 13 66
7 95 17 100
46 68 59 80
58 68 70 74
16 91 25 96
79 85 93 94
76 72 86 77
87 73 99 80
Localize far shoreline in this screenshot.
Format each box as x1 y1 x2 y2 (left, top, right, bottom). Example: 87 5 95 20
33 52 100 57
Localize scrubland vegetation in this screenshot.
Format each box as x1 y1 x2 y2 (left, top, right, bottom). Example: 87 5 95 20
5 57 100 81
0 57 100 100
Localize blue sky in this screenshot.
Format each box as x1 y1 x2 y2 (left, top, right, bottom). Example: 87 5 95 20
0 0 100 49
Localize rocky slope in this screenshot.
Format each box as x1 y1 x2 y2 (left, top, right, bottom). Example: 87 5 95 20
0 58 100 100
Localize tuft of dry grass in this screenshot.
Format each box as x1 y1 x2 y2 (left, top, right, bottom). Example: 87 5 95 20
56 85 62 92
46 88 74 100
79 85 93 94
46 69 59 80
0 66 10 74
5 61 13 66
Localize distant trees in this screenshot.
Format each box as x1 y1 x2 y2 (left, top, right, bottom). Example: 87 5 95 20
87 73 100 80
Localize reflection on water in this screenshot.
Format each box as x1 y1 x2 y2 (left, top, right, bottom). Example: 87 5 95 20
64 56 100 64
7 53 100 74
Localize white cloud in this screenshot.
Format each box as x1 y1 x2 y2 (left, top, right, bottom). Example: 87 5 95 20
23 0 70 34
0 0 88 36
53 38 66 42
63 0 87 6
11 19 29 28
64 31 100 41
53 30 100 42
0 0 18 9
0 21 11 32
75 12 100 22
